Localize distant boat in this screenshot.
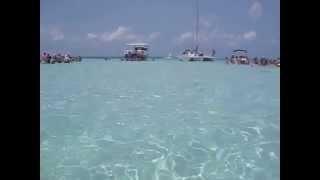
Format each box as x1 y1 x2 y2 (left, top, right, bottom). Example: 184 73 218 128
276 57 280 67
229 49 250 65
178 49 215 61
166 53 173 59
177 0 215 62
122 43 149 61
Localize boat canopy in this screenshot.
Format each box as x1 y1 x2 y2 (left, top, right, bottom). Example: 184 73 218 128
126 43 149 47
232 49 248 57
233 49 248 53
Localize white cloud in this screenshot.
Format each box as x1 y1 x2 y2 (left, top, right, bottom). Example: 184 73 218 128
175 28 256 48
40 26 65 41
126 34 140 41
200 18 211 28
210 30 235 40
106 26 131 41
209 29 256 42
180 32 193 40
243 31 257 40
87 33 97 39
249 1 263 19
214 32 241 47
87 27 163 43
176 32 193 43
90 26 143 43
101 32 111 41
49 28 64 41
148 32 161 41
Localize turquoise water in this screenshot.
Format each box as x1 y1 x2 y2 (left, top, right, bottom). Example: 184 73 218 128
40 59 280 180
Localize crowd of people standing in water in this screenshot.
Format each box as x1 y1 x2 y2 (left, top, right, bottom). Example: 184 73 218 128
40 51 279 67
225 56 280 67
40 52 82 64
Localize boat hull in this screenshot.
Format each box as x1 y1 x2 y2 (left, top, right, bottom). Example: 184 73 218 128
122 56 148 61
177 55 215 62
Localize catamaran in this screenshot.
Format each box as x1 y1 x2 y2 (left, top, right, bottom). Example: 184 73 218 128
122 43 149 61
177 0 215 61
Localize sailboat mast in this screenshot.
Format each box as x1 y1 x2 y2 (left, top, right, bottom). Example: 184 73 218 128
195 0 199 52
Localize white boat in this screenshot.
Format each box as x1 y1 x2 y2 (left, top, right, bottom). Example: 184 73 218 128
229 49 250 64
165 53 174 59
177 0 215 62
178 49 215 61
123 43 149 61
276 58 280 67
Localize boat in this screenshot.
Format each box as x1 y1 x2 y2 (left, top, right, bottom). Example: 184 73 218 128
229 49 250 64
122 43 149 61
177 0 215 62
166 53 174 59
178 49 215 61
276 57 280 67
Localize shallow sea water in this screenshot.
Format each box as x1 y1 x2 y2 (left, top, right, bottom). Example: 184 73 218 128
40 59 280 180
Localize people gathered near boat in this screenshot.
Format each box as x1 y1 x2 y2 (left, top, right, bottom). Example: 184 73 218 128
225 50 279 67
225 56 280 67
40 52 82 64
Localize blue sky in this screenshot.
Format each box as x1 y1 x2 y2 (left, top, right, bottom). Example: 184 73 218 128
40 0 279 57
